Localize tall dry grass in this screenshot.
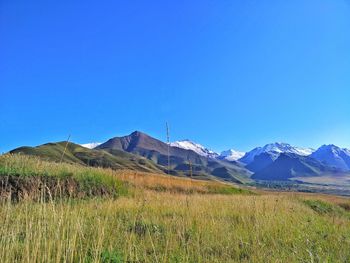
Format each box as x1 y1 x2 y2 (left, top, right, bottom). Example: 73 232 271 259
1 192 350 262
1 154 350 262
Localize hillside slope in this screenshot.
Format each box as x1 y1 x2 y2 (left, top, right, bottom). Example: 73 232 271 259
10 142 163 173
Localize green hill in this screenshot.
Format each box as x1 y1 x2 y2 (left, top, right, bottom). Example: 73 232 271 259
10 142 164 173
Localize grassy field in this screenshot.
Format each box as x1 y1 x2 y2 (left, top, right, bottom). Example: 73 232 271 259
1 154 350 262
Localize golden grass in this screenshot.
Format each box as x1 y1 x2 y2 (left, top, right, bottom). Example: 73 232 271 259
117 170 250 195
1 192 350 262
1 154 350 262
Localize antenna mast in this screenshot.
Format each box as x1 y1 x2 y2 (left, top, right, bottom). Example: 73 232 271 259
166 122 170 175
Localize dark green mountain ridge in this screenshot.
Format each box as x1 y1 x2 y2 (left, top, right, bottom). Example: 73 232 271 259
10 141 164 173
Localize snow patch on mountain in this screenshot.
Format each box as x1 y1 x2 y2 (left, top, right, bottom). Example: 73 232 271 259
294 147 314 156
170 140 219 158
81 142 101 149
220 149 245 161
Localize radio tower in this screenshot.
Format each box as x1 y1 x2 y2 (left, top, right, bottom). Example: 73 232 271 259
166 122 170 175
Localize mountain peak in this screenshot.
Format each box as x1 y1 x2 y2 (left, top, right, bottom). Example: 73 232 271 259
311 144 350 171
319 144 342 151
130 130 147 136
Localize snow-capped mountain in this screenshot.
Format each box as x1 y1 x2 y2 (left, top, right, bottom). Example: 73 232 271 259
240 143 314 164
311 144 350 171
220 149 245 161
170 140 219 158
81 142 101 149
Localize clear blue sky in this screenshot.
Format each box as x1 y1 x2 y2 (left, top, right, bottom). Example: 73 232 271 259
1 0 350 153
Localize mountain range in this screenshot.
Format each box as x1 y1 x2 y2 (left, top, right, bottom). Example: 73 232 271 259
8 131 350 185
94 131 251 183
168 140 350 181
239 143 314 164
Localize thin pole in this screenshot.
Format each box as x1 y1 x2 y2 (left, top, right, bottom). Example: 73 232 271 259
60 134 71 163
189 160 193 179
166 122 170 174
